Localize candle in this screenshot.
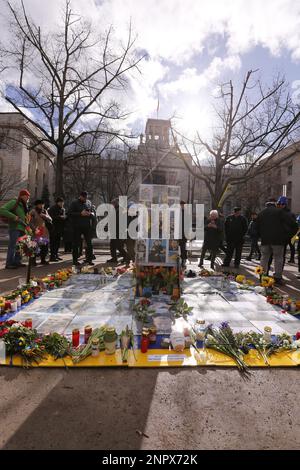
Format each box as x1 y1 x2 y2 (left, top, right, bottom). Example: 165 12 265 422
72 329 80 348
141 329 150 353
25 318 33 328
84 325 92 344
91 338 100 357
264 326 272 342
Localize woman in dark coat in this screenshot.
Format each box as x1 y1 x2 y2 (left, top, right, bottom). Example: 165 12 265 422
199 210 223 270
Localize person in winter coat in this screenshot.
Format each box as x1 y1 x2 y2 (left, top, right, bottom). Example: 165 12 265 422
256 200 298 285
29 200 52 265
48 197 66 261
0 189 30 269
199 210 223 270
68 191 95 266
277 196 297 265
246 212 261 261
223 207 248 268
107 198 128 263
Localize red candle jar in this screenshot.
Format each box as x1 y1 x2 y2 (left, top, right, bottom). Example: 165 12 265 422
72 329 80 347
5 301 11 311
84 325 92 344
141 329 150 353
24 318 33 328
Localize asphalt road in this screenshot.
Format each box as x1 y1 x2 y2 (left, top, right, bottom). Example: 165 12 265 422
0 367 299 450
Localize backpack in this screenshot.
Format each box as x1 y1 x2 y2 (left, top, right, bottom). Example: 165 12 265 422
0 199 20 225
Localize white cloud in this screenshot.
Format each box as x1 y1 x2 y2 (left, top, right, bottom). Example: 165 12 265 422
1 0 300 133
160 55 241 96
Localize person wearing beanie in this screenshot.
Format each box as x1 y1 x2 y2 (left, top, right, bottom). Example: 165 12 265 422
0 189 30 268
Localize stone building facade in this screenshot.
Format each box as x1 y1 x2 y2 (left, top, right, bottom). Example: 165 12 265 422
0 112 55 203
128 118 238 215
247 144 300 215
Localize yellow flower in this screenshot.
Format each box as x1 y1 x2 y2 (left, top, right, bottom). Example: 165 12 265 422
255 266 263 275
236 275 246 283
246 280 255 286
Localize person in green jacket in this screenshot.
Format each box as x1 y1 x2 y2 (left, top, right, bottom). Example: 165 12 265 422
0 189 30 269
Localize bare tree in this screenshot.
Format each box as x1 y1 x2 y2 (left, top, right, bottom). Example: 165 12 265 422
172 70 300 208
64 144 139 204
0 0 144 196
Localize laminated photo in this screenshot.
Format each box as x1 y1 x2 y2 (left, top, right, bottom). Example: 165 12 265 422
148 239 167 263
168 239 179 263
168 186 181 199
139 185 153 202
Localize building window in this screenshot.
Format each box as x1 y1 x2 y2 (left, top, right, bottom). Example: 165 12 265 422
0 157 3 175
287 181 292 196
168 172 177 185
142 170 166 185
287 164 293 176
0 132 8 149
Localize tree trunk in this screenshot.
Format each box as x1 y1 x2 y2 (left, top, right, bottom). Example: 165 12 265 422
55 148 64 197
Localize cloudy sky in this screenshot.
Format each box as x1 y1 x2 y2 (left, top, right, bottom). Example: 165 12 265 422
1 0 300 138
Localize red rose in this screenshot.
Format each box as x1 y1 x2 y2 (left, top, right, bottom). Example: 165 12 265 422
0 328 9 337
296 332 300 340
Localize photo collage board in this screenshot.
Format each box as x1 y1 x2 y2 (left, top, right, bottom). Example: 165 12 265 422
137 184 181 266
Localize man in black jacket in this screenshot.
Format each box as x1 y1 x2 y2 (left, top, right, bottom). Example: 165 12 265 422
48 197 66 261
223 207 248 268
277 196 297 265
68 191 94 266
256 200 298 284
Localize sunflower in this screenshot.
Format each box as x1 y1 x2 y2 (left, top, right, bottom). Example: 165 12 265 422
255 266 264 275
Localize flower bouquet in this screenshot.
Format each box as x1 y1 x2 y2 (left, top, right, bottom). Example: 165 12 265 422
41 332 71 362
16 235 39 258
16 234 41 283
133 299 155 325
205 322 250 375
162 268 178 295
0 321 46 367
120 325 135 363
70 327 107 364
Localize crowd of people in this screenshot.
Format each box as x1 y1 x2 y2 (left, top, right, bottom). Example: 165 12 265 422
199 196 300 285
0 190 97 269
0 190 299 286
